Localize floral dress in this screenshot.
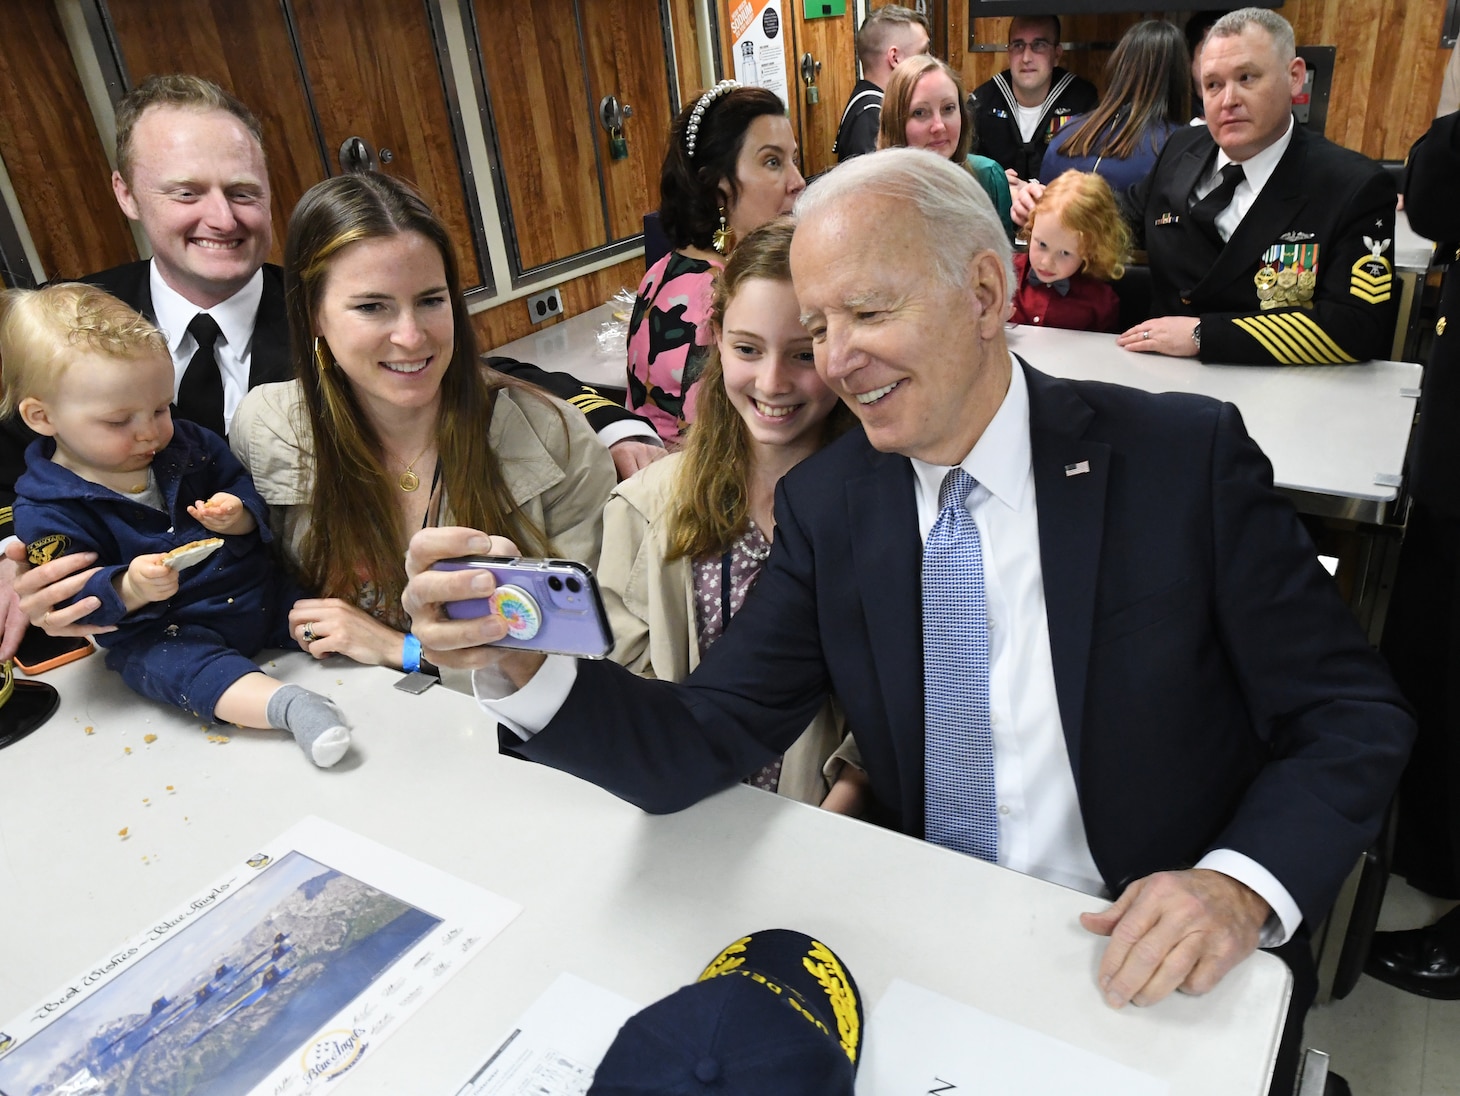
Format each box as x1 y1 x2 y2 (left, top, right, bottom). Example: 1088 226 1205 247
626 250 723 446
691 522 784 793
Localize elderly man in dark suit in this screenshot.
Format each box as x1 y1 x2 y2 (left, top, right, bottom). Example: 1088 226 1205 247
403 147 1411 1095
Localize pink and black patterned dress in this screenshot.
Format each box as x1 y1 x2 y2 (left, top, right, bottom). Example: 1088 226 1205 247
626 250 724 446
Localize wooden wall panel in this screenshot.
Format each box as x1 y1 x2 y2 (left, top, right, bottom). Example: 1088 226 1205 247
290 0 486 289
471 255 646 351
0 0 136 280
582 2 676 242
106 0 326 268
474 0 605 270
791 10 858 177
669 0 706 98
1285 0 1448 160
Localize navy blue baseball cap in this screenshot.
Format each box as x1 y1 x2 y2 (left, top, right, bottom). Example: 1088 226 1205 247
588 929 862 1095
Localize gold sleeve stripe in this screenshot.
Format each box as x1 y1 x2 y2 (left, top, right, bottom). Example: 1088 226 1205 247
567 394 621 414
1281 312 1358 362
1231 312 1357 364
0 506 11 526
1232 316 1317 363
1269 312 1341 362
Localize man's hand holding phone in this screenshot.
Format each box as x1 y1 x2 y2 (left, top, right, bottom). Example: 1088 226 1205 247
403 529 548 687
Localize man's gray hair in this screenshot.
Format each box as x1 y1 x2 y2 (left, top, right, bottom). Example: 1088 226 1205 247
1210 7 1296 64
794 147 1013 295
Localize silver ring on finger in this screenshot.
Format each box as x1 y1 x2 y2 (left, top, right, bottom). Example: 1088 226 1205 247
1141 330 1151 340
301 622 318 644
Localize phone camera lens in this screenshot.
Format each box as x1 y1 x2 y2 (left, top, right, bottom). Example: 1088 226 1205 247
548 576 564 591
566 577 582 593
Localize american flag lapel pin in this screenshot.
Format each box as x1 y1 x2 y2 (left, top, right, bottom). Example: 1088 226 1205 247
1065 460 1090 477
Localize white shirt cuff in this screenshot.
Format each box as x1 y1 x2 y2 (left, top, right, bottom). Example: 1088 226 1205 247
1196 849 1302 947
596 420 662 449
471 654 578 740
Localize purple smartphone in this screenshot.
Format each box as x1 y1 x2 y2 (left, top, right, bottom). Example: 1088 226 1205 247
433 556 614 658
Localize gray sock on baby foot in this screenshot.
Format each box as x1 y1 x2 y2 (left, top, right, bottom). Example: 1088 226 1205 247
266 683 352 768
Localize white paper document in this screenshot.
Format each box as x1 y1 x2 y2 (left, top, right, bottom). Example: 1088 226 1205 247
858 979 1169 1095
0 816 520 1096
456 973 639 1096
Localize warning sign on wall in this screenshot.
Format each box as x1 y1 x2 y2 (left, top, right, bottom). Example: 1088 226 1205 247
728 0 789 107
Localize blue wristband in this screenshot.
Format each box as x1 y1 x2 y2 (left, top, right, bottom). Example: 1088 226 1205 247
402 633 422 674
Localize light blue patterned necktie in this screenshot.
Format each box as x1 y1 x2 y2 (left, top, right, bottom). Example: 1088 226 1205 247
923 467 998 862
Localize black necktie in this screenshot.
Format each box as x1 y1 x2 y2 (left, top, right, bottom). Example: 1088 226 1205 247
178 312 226 437
1189 162 1245 245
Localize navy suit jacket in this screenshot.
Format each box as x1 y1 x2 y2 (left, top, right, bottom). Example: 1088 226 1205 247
84 259 294 395
515 363 1413 930
1129 125 1398 365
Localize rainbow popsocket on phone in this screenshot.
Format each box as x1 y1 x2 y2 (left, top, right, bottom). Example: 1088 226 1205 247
491 585 542 640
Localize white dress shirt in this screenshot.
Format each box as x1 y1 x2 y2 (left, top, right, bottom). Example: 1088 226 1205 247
148 262 263 433
1194 116 1295 242
474 358 1299 943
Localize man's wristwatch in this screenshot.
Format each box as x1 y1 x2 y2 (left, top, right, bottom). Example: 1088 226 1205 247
1191 322 1202 352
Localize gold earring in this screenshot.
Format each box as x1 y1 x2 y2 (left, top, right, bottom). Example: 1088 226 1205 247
712 208 731 255
313 336 330 372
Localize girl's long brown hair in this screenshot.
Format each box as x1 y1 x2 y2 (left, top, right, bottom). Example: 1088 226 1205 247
1058 20 1190 161
666 218 854 560
284 172 553 619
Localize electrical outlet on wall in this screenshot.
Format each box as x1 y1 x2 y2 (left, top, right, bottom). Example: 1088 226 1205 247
528 287 564 323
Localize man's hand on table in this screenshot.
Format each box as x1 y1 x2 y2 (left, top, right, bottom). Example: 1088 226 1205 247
403 527 547 686
1080 868 1270 1007
1116 316 1201 358
608 438 668 481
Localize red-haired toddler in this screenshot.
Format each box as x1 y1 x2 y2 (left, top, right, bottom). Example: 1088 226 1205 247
1010 170 1131 333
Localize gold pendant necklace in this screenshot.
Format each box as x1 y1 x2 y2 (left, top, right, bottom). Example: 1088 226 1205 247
394 443 432 492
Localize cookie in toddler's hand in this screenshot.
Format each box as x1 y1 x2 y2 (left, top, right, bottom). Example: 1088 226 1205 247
162 538 224 572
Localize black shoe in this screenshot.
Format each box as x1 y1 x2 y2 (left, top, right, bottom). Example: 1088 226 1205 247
1365 915 1460 1000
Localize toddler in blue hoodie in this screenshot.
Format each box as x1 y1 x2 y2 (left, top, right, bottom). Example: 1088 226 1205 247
0 283 351 767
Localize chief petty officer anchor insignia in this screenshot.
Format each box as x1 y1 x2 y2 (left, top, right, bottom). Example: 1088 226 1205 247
1350 235 1393 305
1255 242 1319 310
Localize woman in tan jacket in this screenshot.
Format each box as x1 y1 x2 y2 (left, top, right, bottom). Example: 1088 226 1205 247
232 172 614 673
596 219 860 806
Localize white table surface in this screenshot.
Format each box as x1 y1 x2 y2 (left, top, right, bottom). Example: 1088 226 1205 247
492 305 1419 521
1007 325 1421 520
490 302 626 391
1395 207 1436 275
0 654 1291 1094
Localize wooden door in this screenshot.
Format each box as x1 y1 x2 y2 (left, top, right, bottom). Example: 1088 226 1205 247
787 7 858 177
289 0 487 288
105 0 326 269
474 0 605 272
0 0 138 283
581 2 676 243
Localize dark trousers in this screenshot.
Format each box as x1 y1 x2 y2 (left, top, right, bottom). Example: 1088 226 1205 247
1382 503 1460 898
